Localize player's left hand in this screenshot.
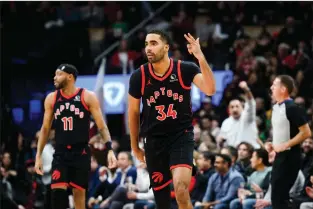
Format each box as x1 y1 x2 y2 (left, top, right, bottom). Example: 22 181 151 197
273 142 289 153
184 33 204 60
107 150 117 169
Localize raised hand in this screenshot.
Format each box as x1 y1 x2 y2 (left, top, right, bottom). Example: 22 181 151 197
184 33 204 60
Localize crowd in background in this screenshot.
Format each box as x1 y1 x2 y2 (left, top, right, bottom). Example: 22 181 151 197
1 1 313 209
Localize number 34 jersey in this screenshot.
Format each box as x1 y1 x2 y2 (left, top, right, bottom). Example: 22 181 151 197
52 88 91 146
128 58 201 137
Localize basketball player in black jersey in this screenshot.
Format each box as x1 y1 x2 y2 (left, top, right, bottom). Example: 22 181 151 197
35 64 117 209
128 30 216 209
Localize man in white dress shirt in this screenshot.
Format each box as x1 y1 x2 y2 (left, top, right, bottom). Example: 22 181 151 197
217 81 260 149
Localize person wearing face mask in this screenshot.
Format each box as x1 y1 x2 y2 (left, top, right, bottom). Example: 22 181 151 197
217 81 260 149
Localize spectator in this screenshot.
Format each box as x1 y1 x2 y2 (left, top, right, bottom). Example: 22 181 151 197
88 156 102 199
191 151 216 204
229 149 271 209
221 146 240 172
236 142 254 178
103 162 151 209
217 81 260 149
195 154 244 209
277 16 300 49
301 137 313 176
251 142 306 209
112 10 128 39
89 152 137 209
80 1 104 28
110 40 141 74
126 163 155 209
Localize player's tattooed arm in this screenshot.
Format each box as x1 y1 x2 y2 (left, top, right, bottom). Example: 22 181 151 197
36 92 55 158
184 33 216 96
85 90 111 143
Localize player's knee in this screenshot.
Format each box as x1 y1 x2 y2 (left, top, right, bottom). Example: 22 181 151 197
173 180 189 204
72 188 86 200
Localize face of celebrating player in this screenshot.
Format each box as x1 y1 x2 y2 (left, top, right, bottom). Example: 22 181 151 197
54 69 71 89
145 33 169 63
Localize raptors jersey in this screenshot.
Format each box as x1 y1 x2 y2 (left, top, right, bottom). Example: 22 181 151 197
138 58 198 137
53 88 90 146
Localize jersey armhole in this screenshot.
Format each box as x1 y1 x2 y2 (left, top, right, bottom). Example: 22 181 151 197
51 91 57 109
177 60 192 90
81 89 90 111
140 65 145 96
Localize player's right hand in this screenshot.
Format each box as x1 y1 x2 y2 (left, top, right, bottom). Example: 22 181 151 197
133 148 145 163
35 157 43 176
107 150 117 169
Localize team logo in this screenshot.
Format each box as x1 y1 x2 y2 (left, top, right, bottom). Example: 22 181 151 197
103 82 125 106
152 172 163 183
52 170 61 180
74 95 80 101
170 74 178 82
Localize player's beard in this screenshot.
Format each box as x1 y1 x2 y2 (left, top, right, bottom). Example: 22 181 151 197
147 51 166 63
55 79 67 90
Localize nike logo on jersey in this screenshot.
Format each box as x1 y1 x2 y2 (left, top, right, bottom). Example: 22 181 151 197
146 87 184 106
54 103 85 119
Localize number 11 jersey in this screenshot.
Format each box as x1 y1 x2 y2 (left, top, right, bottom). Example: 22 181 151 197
52 88 91 146
129 58 201 137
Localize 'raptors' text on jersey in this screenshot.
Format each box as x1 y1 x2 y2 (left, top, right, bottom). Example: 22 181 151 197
53 88 90 145
129 59 201 137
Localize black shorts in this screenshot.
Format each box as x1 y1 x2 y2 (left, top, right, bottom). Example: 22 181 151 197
271 148 301 208
51 144 91 190
144 131 195 191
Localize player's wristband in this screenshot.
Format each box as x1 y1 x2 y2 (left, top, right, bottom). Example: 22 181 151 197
105 141 112 150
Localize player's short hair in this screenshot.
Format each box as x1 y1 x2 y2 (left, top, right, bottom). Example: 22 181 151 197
215 153 232 167
147 29 172 46
277 74 295 94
